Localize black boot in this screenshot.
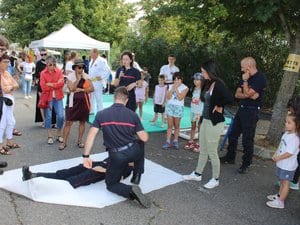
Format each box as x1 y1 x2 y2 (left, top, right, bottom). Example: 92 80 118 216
130 185 151 208
22 165 34 181
0 161 7 168
0 169 3 175
130 173 141 185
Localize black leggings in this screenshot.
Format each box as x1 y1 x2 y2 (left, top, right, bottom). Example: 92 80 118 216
292 152 300 183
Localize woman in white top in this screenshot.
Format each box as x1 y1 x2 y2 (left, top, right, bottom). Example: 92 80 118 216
163 72 188 150
18 54 35 99
64 52 77 75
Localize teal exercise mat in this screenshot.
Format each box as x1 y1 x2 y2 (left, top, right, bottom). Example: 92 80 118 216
88 94 232 133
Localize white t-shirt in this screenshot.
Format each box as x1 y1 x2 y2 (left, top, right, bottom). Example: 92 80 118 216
135 80 148 102
276 132 300 171
65 61 73 74
154 84 167 105
159 64 179 83
21 62 35 74
167 83 188 106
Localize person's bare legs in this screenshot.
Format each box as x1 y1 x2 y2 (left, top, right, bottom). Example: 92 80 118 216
173 117 181 141
59 121 73 148
279 180 290 201
78 121 85 144
166 116 174 141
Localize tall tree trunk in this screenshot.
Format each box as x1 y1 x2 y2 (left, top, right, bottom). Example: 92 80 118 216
266 33 300 144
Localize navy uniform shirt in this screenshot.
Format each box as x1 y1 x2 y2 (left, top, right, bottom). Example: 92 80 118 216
115 66 141 99
239 71 267 107
92 103 144 149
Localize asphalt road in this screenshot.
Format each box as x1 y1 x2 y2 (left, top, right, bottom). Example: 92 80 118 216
0 89 299 225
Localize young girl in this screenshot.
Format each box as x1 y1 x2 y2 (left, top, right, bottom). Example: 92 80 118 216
184 72 204 152
163 72 189 150
135 73 148 120
266 113 300 209
150 75 167 127
286 95 300 190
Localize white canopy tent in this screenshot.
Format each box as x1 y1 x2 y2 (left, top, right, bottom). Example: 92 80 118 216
29 24 110 51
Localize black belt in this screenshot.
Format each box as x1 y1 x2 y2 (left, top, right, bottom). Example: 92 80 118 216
109 142 134 153
240 105 260 110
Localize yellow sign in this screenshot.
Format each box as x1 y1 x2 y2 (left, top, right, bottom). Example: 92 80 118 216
283 54 300 72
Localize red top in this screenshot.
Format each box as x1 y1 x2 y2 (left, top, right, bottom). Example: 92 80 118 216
40 67 64 100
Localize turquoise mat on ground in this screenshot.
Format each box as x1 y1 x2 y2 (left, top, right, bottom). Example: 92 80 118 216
87 94 232 133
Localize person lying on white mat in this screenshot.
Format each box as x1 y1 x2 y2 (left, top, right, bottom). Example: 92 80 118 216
21 158 133 189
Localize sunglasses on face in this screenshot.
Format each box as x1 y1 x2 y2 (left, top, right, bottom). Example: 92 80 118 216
41 53 47 56
47 63 55 66
77 66 84 69
0 47 7 52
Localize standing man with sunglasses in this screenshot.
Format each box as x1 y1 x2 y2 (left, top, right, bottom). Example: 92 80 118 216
0 35 9 174
89 48 110 115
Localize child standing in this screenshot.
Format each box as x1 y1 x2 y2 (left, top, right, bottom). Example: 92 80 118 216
135 73 148 120
184 72 204 152
266 113 300 209
150 75 167 127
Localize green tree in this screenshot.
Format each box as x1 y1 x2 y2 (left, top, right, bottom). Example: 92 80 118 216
136 0 298 144
0 0 134 48
219 0 300 144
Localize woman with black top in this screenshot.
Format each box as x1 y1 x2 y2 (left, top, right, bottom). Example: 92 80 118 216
183 60 233 189
114 51 141 112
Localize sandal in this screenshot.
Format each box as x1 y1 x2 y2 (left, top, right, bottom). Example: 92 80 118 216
0 147 12 155
57 136 64 143
5 143 21 149
58 143 67 150
47 137 54 145
77 141 84 148
13 129 22 136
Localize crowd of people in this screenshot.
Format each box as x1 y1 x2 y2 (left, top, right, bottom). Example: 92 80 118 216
0 33 299 210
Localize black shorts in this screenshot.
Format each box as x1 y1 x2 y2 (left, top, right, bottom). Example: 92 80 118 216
154 104 165 113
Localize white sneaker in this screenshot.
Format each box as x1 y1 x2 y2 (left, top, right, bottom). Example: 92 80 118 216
266 199 284 209
204 178 219 189
28 95 32 99
290 182 299 190
267 194 279 201
182 172 202 181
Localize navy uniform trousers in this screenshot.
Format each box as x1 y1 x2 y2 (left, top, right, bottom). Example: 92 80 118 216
105 142 144 198
226 107 259 167
36 161 132 189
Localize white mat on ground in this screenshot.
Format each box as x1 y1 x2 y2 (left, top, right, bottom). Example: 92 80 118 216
0 152 183 208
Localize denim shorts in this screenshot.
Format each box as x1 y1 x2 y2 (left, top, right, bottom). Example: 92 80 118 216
166 104 184 118
276 167 296 181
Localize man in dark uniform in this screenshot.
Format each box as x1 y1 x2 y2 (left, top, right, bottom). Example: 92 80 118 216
220 57 267 174
82 87 150 208
21 158 133 189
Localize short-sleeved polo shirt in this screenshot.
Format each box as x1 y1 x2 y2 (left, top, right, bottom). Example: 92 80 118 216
239 71 267 107
92 103 144 149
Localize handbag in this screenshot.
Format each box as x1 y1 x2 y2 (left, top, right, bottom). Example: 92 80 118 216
38 92 50 109
24 73 32 81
